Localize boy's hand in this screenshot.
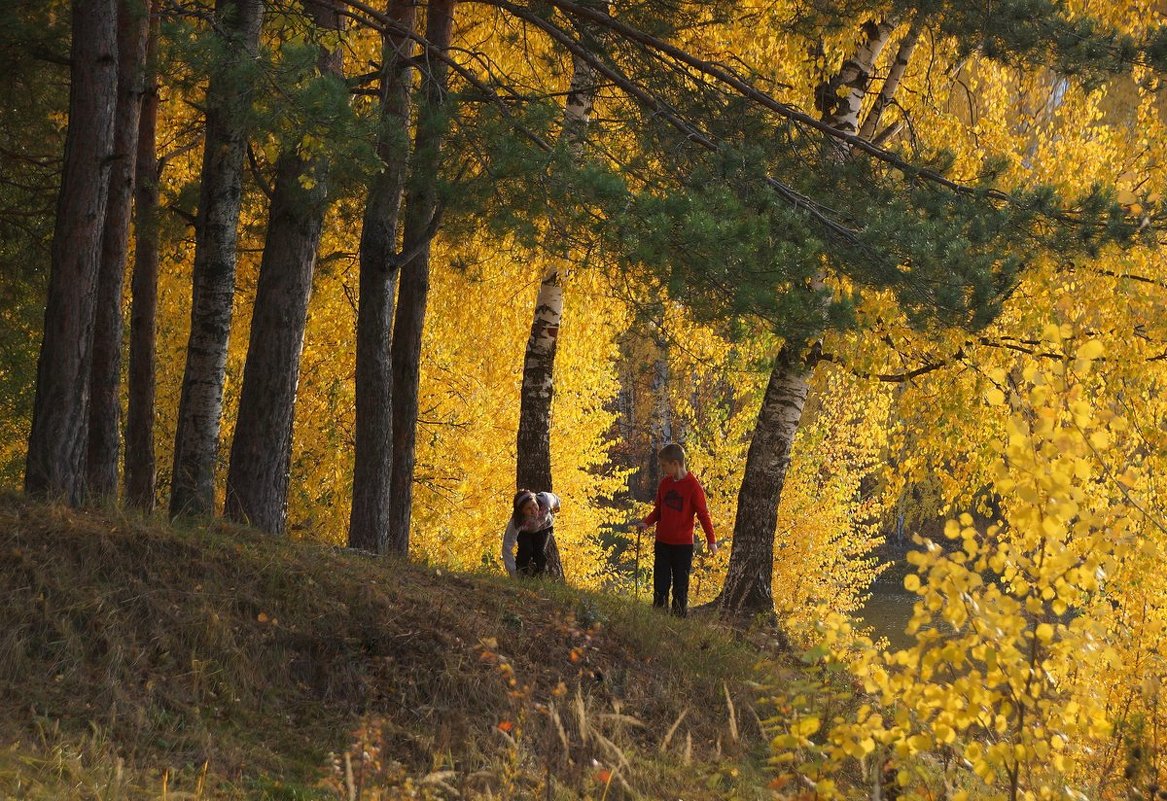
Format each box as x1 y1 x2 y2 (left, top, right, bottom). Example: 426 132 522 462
632 520 647 531
708 541 720 556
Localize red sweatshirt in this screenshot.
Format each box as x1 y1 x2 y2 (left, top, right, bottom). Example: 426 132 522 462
643 472 715 546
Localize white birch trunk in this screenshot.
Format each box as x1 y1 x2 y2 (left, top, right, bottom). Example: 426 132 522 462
858 15 923 141
515 54 597 581
719 20 894 617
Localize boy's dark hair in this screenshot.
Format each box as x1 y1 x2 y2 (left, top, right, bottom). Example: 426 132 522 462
658 443 685 465
512 489 537 526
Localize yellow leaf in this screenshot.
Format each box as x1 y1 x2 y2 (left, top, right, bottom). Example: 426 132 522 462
1074 340 1105 361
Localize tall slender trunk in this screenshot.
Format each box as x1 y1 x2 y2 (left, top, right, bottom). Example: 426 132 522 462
125 7 160 511
169 0 264 518
225 0 345 534
514 53 597 580
386 0 456 557
718 346 811 613
348 0 416 552
24 0 119 505
719 20 894 617
86 0 151 503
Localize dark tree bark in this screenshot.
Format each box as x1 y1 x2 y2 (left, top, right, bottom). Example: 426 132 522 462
24 0 119 505
169 0 264 518
124 6 160 511
386 0 456 557
86 0 151 503
719 19 894 618
514 53 597 580
225 0 345 534
348 0 416 552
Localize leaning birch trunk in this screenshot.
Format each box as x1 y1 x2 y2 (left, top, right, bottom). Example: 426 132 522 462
24 0 118 505
87 0 151 502
514 53 597 580
224 0 345 534
169 0 264 518
348 0 416 552
125 10 160 511
719 19 894 617
386 0 456 557
857 14 922 142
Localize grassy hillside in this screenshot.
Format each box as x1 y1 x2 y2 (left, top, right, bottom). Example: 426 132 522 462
0 494 787 800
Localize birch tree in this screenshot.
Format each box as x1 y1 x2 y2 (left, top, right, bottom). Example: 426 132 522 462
514 52 598 580
719 19 895 616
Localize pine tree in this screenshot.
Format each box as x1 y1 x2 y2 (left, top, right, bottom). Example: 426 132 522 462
24 0 119 504
225 0 348 534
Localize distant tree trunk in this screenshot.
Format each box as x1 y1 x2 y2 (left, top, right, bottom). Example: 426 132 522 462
348 0 417 552
225 0 345 534
169 0 264 518
386 0 456 557
720 19 894 618
24 0 119 505
86 0 151 503
514 53 597 580
124 7 161 511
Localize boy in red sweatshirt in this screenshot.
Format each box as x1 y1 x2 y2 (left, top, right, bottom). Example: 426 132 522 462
636 443 718 616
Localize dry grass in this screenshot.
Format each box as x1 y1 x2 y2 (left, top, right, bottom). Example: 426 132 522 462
0 493 784 799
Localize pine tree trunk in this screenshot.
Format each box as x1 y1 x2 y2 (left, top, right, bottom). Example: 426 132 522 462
719 20 894 618
169 0 264 518
225 1 344 534
86 0 150 503
386 0 455 557
124 12 160 511
24 0 118 505
514 54 596 580
348 0 416 552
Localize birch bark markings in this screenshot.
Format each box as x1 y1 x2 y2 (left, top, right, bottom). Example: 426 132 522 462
387 0 456 557
857 15 922 142
169 0 265 518
125 10 161 511
225 0 346 534
348 0 416 552
516 55 596 495
24 0 118 504
719 19 895 617
514 53 598 580
87 0 151 502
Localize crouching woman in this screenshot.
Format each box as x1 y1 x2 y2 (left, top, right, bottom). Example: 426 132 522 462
502 490 560 578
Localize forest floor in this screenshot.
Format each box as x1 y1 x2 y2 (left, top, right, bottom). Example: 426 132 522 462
0 493 799 800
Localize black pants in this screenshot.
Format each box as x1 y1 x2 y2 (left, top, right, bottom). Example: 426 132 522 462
653 542 694 616
516 527 552 577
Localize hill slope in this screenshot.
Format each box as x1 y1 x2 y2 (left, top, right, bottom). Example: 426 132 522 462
0 494 781 800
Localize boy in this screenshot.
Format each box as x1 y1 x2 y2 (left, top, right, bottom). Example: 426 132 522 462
636 443 718 616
